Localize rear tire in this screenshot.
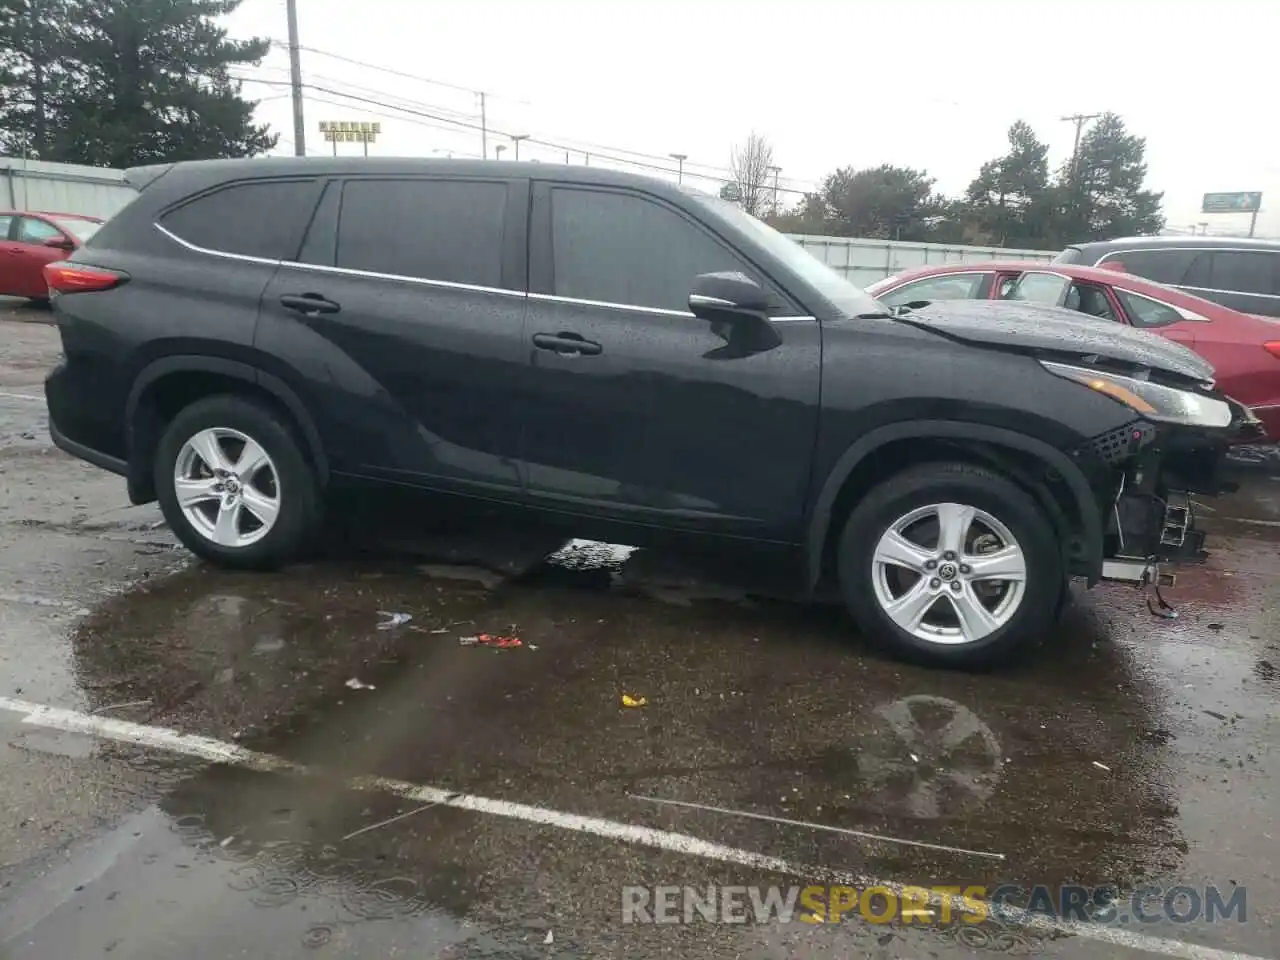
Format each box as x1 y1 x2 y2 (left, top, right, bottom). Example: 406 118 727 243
837 462 1062 668
155 395 321 570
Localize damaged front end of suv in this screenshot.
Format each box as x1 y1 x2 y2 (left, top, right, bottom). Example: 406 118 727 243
892 299 1260 601
1049 357 1262 590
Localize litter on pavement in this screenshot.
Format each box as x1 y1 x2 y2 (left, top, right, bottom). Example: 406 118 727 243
458 633 523 648
621 694 648 708
377 611 413 630
345 678 376 690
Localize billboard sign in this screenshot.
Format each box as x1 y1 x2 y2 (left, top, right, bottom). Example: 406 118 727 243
1202 191 1262 214
320 120 381 144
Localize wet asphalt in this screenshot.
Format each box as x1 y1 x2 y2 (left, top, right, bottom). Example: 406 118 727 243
1 314 1279 959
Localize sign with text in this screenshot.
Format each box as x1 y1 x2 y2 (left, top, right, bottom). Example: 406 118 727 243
1202 191 1261 214
319 120 381 144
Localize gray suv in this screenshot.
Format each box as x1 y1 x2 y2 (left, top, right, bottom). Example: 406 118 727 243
1056 237 1280 318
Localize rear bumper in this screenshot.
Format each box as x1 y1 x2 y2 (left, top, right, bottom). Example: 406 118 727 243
45 360 128 477
48 414 128 476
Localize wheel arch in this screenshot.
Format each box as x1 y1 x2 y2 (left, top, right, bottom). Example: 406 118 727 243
806 420 1104 592
125 355 328 504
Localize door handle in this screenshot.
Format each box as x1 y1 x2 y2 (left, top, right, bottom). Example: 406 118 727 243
280 293 340 316
532 332 602 357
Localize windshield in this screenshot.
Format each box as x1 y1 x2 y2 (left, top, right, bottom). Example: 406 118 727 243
688 192 885 317
53 217 102 242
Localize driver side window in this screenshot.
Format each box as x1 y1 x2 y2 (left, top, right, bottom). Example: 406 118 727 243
549 187 782 313
17 217 63 245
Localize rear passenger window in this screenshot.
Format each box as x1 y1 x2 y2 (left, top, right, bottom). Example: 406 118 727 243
1208 252 1278 295
160 179 319 260
550 187 752 312
336 179 507 288
1114 289 1184 328
1101 249 1197 285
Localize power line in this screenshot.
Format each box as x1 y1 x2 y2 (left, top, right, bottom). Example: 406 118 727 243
269 39 528 105
232 74 815 197
260 39 819 194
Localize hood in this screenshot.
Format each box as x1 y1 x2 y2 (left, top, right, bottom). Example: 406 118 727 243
894 299 1215 384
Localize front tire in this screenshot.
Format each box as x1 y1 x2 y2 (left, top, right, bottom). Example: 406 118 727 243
838 462 1062 668
155 395 320 570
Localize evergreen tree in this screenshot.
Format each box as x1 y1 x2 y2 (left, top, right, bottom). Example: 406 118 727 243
965 120 1052 246
0 0 275 167
1055 112 1164 242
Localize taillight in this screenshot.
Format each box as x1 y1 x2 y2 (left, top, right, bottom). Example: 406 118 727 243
42 261 127 294
1265 342 1280 360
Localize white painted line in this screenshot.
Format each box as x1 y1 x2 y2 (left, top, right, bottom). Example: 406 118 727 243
0 695 1266 960
628 793 1005 860
0 390 42 402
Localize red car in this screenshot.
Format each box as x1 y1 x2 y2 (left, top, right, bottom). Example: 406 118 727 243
0 210 104 302
867 261 1280 440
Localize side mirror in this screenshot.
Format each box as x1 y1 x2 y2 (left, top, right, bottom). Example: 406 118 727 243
688 271 770 321
43 236 74 250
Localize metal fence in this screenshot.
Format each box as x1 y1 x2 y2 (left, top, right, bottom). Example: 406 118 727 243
786 235 1058 287
0 158 137 219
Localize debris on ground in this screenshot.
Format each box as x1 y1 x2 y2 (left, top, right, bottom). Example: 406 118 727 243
621 694 648 708
341 802 437 841
543 931 554 945
90 699 152 715
1092 761 1111 772
345 678 376 690
377 611 413 630
458 633 523 648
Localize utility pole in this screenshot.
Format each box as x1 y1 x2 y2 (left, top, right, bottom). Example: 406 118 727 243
768 165 781 212
511 134 529 161
479 92 487 158
285 0 306 157
669 153 687 183
1060 113 1100 182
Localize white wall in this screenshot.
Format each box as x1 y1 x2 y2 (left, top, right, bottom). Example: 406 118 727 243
0 158 138 219
786 235 1057 288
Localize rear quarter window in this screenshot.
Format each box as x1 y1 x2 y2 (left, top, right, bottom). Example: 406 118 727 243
159 179 321 260
1099 249 1198 285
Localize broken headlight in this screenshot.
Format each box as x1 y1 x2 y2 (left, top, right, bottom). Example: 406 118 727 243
1040 360 1232 428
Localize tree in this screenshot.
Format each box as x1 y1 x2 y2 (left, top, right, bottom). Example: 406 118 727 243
816 164 947 241
729 131 776 217
965 120 1052 246
0 0 275 167
0 0 77 159
1054 112 1164 243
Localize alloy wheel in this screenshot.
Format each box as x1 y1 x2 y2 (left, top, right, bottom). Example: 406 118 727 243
871 502 1027 645
173 427 281 548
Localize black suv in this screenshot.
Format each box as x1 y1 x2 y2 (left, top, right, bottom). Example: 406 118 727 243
43 159 1253 665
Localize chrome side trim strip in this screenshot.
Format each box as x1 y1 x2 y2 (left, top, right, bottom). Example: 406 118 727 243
154 223 281 267
152 221 818 322
279 258 524 299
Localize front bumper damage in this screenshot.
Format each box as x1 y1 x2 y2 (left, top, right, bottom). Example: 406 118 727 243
1097 398 1260 588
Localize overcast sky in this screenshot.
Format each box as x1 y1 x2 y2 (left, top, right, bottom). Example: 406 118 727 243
226 0 1280 240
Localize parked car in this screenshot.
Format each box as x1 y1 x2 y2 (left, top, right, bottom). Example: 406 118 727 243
867 261 1280 440
42 159 1253 667
1054 236 1280 320
0 211 104 301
